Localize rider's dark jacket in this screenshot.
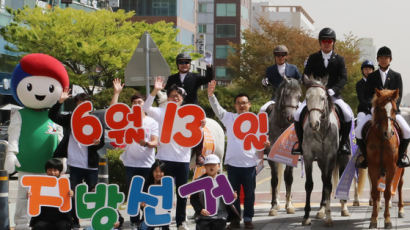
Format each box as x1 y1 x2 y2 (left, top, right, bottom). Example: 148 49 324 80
265 63 301 89
165 66 214 105
356 78 371 114
364 68 403 114
303 51 347 98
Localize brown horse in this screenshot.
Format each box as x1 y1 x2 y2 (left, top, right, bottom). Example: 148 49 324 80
367 89 404 229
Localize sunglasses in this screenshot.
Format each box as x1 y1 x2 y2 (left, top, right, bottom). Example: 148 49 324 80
274 53 287 57
321 39 333 44
178 61 191 65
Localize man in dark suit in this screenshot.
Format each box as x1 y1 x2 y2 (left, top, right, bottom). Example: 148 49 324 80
292 27 354 156
356 47 410 168
165 52 214 105
260 45 301 112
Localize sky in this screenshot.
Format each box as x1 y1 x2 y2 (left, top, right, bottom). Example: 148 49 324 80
253 0 410 103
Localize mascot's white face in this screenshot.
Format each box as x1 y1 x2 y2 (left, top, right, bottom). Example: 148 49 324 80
16 76 63 109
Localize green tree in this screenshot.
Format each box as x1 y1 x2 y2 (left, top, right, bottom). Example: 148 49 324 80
0 7 192 95
227 18 362 113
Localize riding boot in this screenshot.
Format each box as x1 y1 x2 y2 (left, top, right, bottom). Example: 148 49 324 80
355 138 368 169
291 120 303 155
338 120 352 155
397 138 410 168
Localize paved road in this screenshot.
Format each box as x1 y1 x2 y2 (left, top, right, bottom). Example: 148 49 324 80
8 160 410 229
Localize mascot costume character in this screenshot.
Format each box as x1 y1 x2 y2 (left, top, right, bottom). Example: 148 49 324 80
5 53 69 229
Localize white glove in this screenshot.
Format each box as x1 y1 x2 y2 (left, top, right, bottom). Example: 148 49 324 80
262 78 270 87
5 152 21 174
327 89 335 96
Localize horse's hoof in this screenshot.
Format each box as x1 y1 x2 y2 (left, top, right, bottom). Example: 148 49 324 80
302 218 311 226
353 200 360 206
368 222 377 229
268 208 278 216
316 211 325 219
286 207 295 214
341 210 350 217
384 222 392 229
399 211 405 218
325 219 333 227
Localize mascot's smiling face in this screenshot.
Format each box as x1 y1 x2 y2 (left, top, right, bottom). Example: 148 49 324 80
16 76 63 109
11 53 69 110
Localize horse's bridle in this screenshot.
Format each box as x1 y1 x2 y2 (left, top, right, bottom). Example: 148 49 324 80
306 84 328 117
279 88 299 109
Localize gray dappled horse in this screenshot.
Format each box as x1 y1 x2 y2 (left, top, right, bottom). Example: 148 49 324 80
264 77 301 216
301 75 349 227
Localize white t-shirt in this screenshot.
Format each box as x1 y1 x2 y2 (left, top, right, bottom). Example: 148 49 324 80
143 95 191 163
67 133 98 170
221 112 258 167
120 116 159 168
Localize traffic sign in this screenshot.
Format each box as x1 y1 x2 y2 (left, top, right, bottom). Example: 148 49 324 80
124 32 170 92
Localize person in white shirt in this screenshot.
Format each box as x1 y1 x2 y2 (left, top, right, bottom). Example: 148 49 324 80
118 93 159 229
207 80 269 229
143 77 202 230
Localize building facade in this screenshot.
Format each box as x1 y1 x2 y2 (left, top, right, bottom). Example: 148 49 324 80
212 0 250 82
251 3 314 32
358 37 376 63
120 0 197 47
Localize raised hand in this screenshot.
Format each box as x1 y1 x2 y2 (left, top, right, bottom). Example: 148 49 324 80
208 80 216 97
59 88 71 104
154 76 164 91
113 78 124 94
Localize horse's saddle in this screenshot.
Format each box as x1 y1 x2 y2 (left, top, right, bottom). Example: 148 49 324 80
362 120 402 143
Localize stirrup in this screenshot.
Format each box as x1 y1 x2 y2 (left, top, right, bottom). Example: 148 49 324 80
397 155 410 168
291 142 302 155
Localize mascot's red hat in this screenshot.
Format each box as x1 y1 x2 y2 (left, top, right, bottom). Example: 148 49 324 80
11 53 69 105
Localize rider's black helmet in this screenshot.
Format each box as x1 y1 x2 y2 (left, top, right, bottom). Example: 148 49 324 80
318 27 336 41
361 60 374 70
377 46 392 58
176 52 192 64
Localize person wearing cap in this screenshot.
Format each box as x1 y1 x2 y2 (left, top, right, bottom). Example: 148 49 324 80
190 154 238 230
356 46 410 168
292 27 354 156
165 52 214 105
260 45 301 112
356 60 375 116
207 80 270 229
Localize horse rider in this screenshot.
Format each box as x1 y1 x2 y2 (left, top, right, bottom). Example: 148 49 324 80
260 45 301 112
355 46 410 168
165 52 214 105
292 27 354 156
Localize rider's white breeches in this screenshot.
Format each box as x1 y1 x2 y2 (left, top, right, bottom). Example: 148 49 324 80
293 97 353 122
355 112 410 139
259 100 275 113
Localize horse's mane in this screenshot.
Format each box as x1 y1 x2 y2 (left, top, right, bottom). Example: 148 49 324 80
274 78 301 102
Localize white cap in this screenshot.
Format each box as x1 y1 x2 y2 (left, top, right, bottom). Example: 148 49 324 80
204 154 220 165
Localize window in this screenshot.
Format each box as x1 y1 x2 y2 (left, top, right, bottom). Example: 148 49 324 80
215 24 236 38
198 3 207 13
215 45 234 59
198 24 207 33
215 66 227 78
152 0 176 16
216 3 236 16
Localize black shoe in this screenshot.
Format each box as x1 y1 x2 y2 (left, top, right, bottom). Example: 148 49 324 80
291 142 303 155
339 121 352 155
397 155 410 168
227 220 240 229
355 154 368 169
338 142 351 155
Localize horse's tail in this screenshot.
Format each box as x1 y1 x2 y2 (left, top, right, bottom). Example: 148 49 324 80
357 168 367 196
332 163 339 196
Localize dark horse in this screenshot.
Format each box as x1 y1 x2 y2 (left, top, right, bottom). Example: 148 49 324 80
367 89 404 229
265 77 301 216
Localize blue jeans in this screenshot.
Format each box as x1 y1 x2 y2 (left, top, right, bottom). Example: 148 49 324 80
69 166 99 225
226 165 256 222
125 166 151 224
160 160 190 226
